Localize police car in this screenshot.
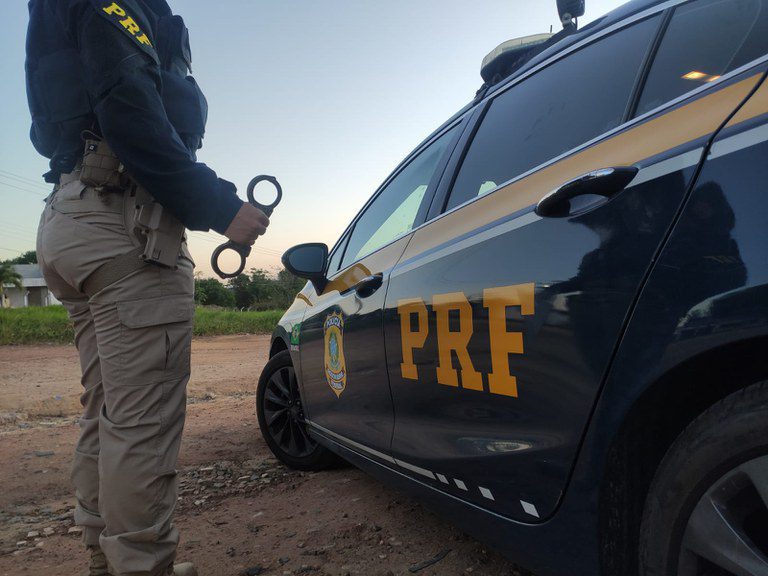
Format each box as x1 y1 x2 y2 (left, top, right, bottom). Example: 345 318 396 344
256 0 768 574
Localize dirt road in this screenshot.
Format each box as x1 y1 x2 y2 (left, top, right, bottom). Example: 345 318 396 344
0 336 524 576
0 335 271 420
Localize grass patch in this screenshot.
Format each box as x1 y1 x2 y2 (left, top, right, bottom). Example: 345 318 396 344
193 307 283 337
0 305 283 345
0 305 72 345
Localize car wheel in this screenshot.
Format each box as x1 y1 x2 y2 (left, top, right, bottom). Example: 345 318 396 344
639 381 768 576
257 350 338 471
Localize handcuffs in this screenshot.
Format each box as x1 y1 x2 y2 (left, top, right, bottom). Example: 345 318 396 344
211 175 282 279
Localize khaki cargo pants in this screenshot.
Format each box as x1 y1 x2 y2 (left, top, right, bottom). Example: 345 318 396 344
37 175 194 576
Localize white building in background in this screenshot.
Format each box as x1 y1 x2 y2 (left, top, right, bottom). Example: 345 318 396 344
2 264 60 308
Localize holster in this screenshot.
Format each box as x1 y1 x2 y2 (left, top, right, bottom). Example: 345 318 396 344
80 188 188 297
132 186 186 269
78 136 186 269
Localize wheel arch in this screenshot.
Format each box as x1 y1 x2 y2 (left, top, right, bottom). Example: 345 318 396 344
599 335 768 576
269 335 288 358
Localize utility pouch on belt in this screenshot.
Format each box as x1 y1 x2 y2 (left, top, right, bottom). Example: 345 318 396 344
133 187 186 269
80 138 127 190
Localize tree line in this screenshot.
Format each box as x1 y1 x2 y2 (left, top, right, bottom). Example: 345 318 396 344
2 251 303 311
196 268 305 310
0 250 36 294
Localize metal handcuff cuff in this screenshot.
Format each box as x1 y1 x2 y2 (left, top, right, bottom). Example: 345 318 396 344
211 175 282 279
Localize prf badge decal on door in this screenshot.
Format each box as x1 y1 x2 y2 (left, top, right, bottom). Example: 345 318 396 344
323 312 347 397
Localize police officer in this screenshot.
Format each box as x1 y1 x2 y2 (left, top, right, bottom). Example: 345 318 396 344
25 1 269 575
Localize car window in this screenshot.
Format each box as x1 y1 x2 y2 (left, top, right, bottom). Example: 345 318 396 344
445 16 661 212
635 0 768 117
325 235 348 276
340 126 457 268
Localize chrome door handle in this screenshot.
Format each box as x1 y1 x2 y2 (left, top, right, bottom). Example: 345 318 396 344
536 166 638 217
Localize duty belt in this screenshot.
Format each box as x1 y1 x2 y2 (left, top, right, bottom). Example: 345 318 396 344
63 137 187 297
81 247 146 298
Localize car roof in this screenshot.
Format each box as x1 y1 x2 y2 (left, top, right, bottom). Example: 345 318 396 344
502 0 668 88
419 0 671 147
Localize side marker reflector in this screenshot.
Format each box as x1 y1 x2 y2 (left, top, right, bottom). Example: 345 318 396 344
480 487 495 501
521 500 540 518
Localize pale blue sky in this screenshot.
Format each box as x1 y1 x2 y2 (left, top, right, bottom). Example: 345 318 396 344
0 0 625 276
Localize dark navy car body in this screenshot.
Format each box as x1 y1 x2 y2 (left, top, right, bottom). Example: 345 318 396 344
260 1 768 574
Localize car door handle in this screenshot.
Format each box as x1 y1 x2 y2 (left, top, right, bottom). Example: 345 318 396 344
351 273 384 298
535 166 639 217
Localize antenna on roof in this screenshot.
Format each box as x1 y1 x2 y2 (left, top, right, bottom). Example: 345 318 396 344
557 0 585 28
475 0 585 94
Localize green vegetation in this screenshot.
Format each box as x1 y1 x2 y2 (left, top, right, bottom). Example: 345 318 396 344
194 277 236 308
1 257 297 344
0 305 70 344
192 307 283 337
0 305 283 345
210 268 305 311
2 251 33 306
0 261 24 303
3 250 37 265
194 268 305 311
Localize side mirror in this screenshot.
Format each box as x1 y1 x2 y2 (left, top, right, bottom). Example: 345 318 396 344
282 243 329 294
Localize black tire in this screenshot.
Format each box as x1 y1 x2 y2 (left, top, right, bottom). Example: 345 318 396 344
256 350 338 471
639 381 768 576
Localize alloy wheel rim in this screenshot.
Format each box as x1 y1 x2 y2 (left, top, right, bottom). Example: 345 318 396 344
262 365 316 458
677 454 768 576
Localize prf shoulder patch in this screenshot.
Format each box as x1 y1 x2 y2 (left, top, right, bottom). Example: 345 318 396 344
90 0 159 64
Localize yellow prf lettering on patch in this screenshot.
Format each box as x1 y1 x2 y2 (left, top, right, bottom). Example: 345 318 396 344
483 283 535 397
119 16 140 35
397 298 429 381
102 2 126 17
102 2 153 48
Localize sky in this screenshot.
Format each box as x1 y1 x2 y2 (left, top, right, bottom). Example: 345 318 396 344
0 0 626 278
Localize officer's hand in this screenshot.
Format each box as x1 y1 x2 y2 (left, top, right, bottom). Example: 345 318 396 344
224 203 270 246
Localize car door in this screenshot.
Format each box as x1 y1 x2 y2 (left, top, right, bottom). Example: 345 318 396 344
297 123 462 457
382 0 768 523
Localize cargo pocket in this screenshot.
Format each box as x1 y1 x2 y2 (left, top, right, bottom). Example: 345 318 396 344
116 294 195 384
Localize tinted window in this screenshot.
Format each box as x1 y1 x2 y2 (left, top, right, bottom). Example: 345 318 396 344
341 126 457 268
446 16 660 211
636 0 768 116
326 236 347 276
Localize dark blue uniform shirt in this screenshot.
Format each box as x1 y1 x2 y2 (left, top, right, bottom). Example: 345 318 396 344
26 0 243 234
